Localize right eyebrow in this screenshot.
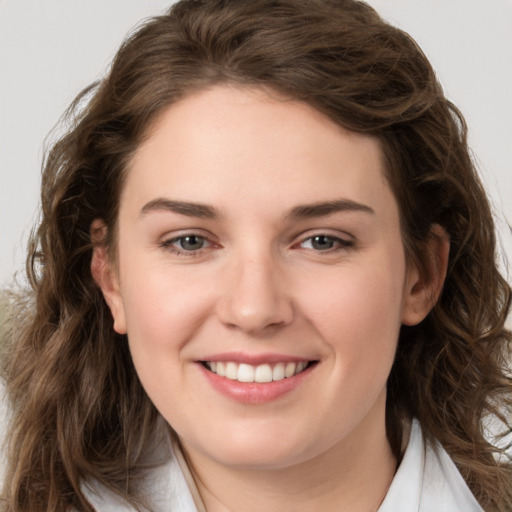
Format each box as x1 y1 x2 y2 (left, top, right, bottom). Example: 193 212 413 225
139 198 220 219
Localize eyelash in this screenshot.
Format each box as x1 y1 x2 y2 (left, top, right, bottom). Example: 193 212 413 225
296 234 354 254
160 234 213 256
160 232 354 257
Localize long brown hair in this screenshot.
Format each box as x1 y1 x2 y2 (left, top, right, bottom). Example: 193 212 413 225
2 1 511 510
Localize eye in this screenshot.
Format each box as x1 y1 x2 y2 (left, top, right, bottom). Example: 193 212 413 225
298 234 353 252
162 234 211 254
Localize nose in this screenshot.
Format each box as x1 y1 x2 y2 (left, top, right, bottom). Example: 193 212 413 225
216 252 294 335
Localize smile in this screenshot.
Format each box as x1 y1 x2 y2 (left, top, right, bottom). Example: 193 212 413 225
202 361 312 383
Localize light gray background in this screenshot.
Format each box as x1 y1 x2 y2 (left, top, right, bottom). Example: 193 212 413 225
1 0 511 315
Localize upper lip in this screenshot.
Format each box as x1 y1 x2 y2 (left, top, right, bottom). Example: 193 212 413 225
198 352 315 366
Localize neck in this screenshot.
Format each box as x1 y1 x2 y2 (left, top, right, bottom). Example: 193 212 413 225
181 394 396 512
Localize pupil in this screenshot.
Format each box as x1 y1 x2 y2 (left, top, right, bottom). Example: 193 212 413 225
182 235 203 250
312 235 334 250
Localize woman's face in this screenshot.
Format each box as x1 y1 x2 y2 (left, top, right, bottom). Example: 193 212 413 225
98 85 427 471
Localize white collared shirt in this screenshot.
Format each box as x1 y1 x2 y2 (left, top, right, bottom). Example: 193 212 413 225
0 381 484 511
379 420 483 511
79 420 484 512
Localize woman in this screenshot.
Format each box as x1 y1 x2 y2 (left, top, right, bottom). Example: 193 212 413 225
1 0 511 511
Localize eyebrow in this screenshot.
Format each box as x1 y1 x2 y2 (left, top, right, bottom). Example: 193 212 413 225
286 199 375 219
140 198 220 219
139 197 374 220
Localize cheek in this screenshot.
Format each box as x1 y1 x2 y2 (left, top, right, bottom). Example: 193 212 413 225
119 254 214 341
302 253 406 369
117 270 215 414
115 265 212 397
308 259 406 431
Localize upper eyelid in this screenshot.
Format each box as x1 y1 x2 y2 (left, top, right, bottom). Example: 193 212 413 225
292 228 354 243
157 229 354 247
164 234 212 246
159 232 215 252
297 235 354 247
166 234 209 244
160 228 216 242
160 234 215 257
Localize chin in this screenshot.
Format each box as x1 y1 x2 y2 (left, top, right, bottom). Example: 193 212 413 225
188 422 324 471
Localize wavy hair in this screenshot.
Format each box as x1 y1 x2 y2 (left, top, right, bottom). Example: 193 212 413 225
1 0 511 510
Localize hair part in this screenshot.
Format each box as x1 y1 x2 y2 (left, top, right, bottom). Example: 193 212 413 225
1 1 511 510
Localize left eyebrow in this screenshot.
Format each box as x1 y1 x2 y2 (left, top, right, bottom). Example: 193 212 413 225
286 199 375 220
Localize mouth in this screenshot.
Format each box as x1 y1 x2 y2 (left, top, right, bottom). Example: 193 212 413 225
201 360 317 383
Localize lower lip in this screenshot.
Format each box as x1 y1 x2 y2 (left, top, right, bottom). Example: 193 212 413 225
198 363 316 404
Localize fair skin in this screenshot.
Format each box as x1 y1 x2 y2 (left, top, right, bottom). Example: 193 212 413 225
93 85 448 512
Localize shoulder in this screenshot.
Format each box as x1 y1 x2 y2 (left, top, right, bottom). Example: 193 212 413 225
82 435 199 512
0 378 197 511
378 419 484 512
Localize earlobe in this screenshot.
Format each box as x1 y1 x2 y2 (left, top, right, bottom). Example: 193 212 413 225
401 224 450 326
90 219 127 334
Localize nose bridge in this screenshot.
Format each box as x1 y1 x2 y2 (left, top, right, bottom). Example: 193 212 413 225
217 245 293 334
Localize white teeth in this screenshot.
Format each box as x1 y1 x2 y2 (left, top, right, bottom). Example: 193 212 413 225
237 363 255 382
285 362 296 378
216 361 225 377
296 361 307 374
254 364 273 383
225 362 238 380
272 363 285 381
205 360 311 382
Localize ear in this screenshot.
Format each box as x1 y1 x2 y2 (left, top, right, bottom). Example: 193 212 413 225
401 224 450 326
90 219 127 334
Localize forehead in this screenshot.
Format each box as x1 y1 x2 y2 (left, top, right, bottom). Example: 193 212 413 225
122 85 395 220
